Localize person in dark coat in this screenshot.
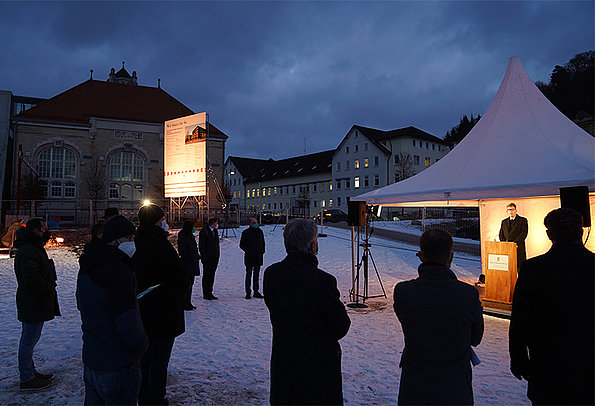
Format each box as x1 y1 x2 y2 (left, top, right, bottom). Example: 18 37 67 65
393 228 484 405
177 220 200 310
198 217 220 300
132 204 189 405
240 217 266 299
264 218 351 405
77 215 149 405
509 208 594 405
83 220 105 254
13 218 60 390
499 202 529 266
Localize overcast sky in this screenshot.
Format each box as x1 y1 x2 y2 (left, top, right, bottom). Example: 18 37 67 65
1 1 593 160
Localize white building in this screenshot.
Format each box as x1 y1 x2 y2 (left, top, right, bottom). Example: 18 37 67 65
332 125 449 211
224 150 335 218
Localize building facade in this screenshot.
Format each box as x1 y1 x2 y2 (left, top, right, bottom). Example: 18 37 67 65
8 65 227 226
225 150 335 218
332 125 450 211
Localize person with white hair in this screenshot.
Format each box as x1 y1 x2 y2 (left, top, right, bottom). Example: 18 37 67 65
263 218 351 405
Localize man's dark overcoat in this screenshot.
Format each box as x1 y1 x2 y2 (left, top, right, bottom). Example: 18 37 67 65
393 264 484 405
263 253 351 405
509 241 594 405
239 226 265 266
13 227 61 322
177 230 200 277
132 224 188 338
499 215 529 264
198 225 220 261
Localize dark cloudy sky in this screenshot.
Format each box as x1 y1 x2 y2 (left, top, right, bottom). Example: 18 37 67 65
1 1 593 159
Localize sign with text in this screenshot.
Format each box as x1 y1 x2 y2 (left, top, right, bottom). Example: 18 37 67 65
488 254 509 271
164 112 207 197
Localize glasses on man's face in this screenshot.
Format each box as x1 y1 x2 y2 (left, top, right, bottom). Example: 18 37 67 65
507 208 516 211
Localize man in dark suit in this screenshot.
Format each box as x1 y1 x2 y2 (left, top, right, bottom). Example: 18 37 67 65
199 217 220 300
239 218 265 299
499 202 529 266
509 208 594 405
393 228 484 405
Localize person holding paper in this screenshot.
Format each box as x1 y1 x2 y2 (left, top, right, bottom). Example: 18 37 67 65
393 228 484 405
77 215 148 404
133 203 188 405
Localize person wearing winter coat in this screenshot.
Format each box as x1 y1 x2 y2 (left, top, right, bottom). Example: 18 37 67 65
132 203 188 405
393 228 484 405
77 215 149 405
509 208 594 405
264 218 351 405
239 218 266 299
13 218 60 391
177 220 200 310
198 217 220 300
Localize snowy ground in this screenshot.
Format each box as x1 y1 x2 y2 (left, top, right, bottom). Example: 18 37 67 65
0 225 528 405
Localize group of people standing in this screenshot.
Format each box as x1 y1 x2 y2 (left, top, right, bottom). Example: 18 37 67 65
11 204 593 405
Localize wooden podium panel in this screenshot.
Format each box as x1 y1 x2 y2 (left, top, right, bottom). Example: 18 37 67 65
483 241 517 304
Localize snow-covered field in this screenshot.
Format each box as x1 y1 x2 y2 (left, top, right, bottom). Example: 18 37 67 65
370 219 481 245
0 225 528 405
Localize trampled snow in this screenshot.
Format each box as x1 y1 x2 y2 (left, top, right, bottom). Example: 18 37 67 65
0 225 528 405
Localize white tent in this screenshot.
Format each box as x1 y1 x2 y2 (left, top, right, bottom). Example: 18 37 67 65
355 57 595 256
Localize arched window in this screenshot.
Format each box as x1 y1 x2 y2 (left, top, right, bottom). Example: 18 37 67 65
38 147 77 198
108 151 145 200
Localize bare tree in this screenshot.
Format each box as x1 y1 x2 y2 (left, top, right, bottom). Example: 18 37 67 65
394 152 415 182
83 159 107 221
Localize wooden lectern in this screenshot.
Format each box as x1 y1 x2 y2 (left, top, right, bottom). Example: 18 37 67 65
481 241 518 315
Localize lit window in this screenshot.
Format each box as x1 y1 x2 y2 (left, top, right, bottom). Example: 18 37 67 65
233 191 237 198
425 157 431 167
329 199 333 207
238 191 241 198
354 160 359 169
38 147 77 198
364 158 368 168
322 200 326 207
329 181 332 191
354 177 360 188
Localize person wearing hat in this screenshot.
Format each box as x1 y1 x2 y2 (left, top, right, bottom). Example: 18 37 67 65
132 204 188 405
77 215 148 405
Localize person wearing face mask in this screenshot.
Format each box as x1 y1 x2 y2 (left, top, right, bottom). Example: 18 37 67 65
77 215 148 404
132 203 188 405
263 218 351 405
13 218 61 391
198 217 221 300
177 220 200 310
239 218 266 299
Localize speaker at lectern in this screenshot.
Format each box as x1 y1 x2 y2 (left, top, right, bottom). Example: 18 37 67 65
482 241 518 305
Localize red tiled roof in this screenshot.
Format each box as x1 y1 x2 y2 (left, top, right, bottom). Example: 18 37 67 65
16 79 195 125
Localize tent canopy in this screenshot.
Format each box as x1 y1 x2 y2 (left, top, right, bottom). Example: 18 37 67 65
355 57 595 207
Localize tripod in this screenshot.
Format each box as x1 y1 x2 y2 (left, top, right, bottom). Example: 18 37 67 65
347 219 387 308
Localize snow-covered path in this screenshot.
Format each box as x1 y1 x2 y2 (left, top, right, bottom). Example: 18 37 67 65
0 226 528 405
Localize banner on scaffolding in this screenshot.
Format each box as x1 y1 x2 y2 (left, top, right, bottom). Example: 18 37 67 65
164 112 207 197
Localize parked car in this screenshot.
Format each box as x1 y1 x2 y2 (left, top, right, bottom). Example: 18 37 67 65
314 209 348 223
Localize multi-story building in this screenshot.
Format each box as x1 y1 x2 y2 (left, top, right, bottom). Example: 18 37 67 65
332 125 449 211
224 150 335 218
8 64 228 226
0 91 46 219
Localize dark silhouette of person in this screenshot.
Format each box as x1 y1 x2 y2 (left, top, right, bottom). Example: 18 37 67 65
132 203 188 405
78 215 148 404
239 217 265 299
499 202 529 266
264 218 351 405
509 208 594 405
393 228 484 405
13 218 60 390
177 220 200 310
198 218 220 300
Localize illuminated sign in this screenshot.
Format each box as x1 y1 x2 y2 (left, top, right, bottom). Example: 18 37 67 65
164 112 207 197
488 254 509 271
